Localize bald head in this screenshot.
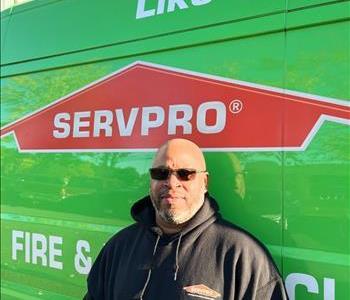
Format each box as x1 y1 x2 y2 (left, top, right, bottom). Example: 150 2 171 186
153 139 206 170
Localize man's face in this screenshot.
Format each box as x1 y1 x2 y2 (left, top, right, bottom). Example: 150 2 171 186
150 141 208 225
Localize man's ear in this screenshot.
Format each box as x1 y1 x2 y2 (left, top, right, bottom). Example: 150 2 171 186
204 174 209 191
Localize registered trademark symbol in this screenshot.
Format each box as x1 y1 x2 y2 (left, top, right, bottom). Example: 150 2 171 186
229 100 243 114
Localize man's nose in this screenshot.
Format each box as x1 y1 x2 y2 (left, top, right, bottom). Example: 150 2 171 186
165 172 181 188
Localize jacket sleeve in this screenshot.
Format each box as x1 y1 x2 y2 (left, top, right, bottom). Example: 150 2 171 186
84 245 109 300
256 277 289 300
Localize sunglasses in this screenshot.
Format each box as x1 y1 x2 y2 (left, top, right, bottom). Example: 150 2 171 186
149 168 207 181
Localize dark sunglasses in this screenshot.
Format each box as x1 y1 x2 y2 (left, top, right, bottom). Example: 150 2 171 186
149 168 207 181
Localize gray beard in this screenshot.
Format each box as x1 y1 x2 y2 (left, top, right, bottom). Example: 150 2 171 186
150 194 205 225
157 207 192 225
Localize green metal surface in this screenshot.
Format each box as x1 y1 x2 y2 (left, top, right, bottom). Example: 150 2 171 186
287 0 345 10
1 1 349 299
283 9 350 298
1 0 284 65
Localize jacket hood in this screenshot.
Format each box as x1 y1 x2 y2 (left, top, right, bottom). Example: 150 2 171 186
131 193 220 236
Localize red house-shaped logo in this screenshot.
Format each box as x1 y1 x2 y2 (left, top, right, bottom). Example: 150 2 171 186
1 61 349 152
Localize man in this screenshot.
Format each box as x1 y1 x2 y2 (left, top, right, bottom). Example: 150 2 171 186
85 138 288 300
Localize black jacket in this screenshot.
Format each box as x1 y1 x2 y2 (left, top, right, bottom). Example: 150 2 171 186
85 194 288 300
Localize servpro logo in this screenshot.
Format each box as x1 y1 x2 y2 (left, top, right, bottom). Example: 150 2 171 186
0 61 349 152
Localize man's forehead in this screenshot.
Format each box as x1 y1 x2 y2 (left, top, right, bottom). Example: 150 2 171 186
152 139 206 169
153 152 200 168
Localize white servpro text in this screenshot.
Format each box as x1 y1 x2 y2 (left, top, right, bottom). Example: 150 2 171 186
52 101 226 139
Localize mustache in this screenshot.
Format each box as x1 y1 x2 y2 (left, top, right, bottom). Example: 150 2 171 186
159 190 185 198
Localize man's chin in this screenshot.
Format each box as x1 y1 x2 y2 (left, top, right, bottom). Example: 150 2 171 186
159 209 190 225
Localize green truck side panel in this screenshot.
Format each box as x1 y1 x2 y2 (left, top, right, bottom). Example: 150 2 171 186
1 0 349 299
1 0 285 65
283 12 350 298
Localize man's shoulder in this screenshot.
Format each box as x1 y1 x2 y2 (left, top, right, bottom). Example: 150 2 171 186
103 222 142 251
210 218 272 257
208 218 281 279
